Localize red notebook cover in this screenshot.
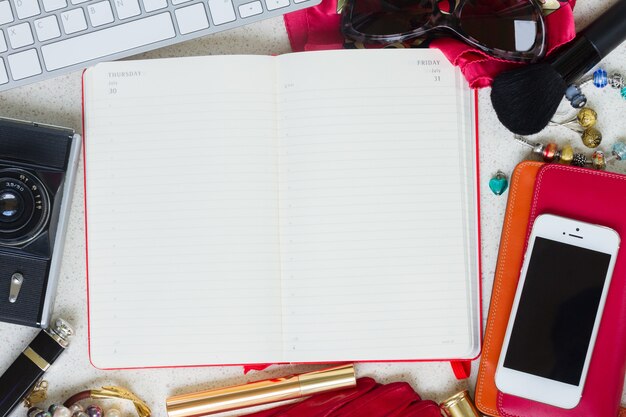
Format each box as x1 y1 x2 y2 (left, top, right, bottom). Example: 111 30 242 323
497 165 626 417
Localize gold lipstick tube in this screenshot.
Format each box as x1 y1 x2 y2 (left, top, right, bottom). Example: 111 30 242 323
166 364 356 417
440 390 481 417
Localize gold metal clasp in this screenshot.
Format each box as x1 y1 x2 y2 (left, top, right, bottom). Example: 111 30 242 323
23 379 49 409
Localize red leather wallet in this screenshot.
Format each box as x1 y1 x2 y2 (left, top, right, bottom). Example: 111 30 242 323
497 165 626 417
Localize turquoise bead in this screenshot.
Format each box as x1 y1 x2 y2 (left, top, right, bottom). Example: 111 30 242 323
489 172 508 195
621 87 626 99
613 141 626 160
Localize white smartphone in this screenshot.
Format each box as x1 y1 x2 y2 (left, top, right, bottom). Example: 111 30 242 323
495 214 620 409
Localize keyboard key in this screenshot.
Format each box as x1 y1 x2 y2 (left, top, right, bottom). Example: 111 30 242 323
7 22 34 49
8 48 41 80
171 0 191 5
113 0 140 19
0 31 6 52
0 1 14 24
88 1 114 27
238 1 261 17
60 8 87 33
41 12 175 70
208 0 235 25
293 0 307 3
34 15 61 41
42 0 67 11
141 0 166 12
70 0 89 4
0 58 7 84
174 3 208 34
12 0 40 18
264 0 288 10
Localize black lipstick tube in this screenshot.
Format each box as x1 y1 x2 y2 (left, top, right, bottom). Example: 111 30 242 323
0 318 73 417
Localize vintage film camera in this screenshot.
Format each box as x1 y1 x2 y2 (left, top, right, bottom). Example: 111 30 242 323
0 118 80 328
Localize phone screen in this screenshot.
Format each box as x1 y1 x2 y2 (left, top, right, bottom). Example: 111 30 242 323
503 236 611 386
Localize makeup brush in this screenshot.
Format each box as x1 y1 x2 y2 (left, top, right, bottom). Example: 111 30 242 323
491 0 626 135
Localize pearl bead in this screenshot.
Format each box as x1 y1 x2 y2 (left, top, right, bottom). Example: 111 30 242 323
72 412 89 417
69 405 84 414
85 405 102 417
53 406 72 417
103 409 122 417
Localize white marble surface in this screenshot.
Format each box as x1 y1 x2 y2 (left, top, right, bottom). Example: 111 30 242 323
1 3 626 416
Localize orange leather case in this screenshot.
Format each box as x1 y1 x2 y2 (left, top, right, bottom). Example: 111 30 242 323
474 161 544 417
475 162 626 416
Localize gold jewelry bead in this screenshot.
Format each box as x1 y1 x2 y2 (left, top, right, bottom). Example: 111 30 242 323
560 144 574 164
581 127 602 148
577 108 597 128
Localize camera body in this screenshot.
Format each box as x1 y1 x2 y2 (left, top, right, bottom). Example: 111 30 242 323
0 118 81 328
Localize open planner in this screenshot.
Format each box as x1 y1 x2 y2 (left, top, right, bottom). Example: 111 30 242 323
82 49 480 369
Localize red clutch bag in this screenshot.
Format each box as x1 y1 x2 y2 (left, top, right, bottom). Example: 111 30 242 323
496 165 626 417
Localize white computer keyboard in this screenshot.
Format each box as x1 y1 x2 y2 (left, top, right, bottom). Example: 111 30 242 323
0 0 320 91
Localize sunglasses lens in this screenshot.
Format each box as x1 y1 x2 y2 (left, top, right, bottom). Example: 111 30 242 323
350 0 434 36
459 0 540 52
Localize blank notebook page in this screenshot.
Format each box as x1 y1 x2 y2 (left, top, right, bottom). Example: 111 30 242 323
84 57 284 368
83 49 479 368
277 50 479 362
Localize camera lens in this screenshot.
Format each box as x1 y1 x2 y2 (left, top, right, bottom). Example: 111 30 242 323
0 191 23 222
0 168 50 246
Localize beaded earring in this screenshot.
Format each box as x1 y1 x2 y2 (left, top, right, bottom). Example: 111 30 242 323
550 107 597 131
550 107 603 148
513 135 610 170
566 67 626 108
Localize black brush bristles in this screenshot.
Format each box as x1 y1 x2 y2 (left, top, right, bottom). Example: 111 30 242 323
490 0 626 136
491 63 567 136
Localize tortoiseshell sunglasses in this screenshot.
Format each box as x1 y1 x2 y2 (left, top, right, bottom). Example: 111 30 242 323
341 0 547 62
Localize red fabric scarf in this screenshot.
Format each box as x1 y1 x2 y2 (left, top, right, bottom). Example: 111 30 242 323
242 377 443 417
283 0 577 88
